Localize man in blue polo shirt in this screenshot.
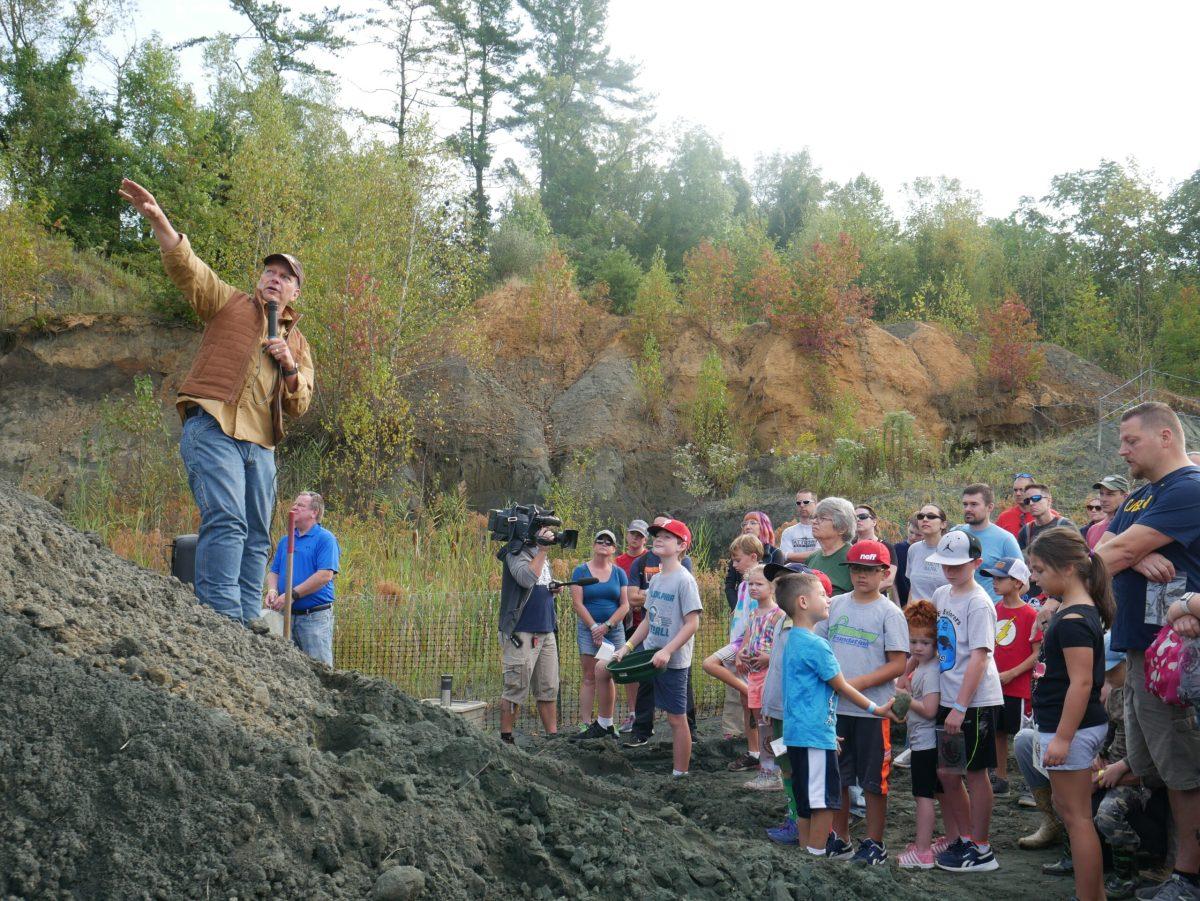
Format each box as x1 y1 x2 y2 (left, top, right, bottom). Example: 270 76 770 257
266 491 340 665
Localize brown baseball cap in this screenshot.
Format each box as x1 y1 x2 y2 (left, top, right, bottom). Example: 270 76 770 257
263 253 304 287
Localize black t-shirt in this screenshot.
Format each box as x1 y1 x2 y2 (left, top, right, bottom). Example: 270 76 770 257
1108 465 1200 652
1032 604 1107 734
1020 516 1076 596
893 541 911 607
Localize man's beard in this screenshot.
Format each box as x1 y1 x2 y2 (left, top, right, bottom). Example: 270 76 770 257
963 511 981 525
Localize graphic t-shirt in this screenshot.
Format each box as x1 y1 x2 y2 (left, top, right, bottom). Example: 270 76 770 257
571 562 627 624
741 606 787 673
906 539 949 603
780 522 818 559
630 551 693 590
908 658 941 752
815 593 909 717
1032 604 1107 734
760 618 792 720
934 582 1004 709
643 566 703 669
994 602 1042 700
952 523 1022 601
1107 465 1200 652
782 627 841 750
808 544 852 594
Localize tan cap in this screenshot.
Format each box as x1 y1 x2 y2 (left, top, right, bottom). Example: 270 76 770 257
263 253 304 288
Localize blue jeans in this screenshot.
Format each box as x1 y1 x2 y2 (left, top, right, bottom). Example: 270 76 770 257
291 607 334 665
1015 726 1050 791
179 410 276 623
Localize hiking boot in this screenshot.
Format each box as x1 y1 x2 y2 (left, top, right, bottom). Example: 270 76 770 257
767 819 799 845
892 747 912 768
622 733 651 748
1135 875 1200 900
850 838 888 866
1042 852 1074 876
1019 787 1065 850
936 840 998 873
825 833 855 861
897 843 935 870
743 770 783 791
728 753 759 772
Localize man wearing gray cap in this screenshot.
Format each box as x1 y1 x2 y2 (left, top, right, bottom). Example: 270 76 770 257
120 178 315 625
615 519 650 732
1087 475 1130 550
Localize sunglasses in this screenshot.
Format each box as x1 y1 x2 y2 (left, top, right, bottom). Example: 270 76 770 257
796 499 813 505
1014 472 1034 480
594 537 615 546
856 513 873 521
1021 494 1046 506
915 512 943 521
1086 504 1103 512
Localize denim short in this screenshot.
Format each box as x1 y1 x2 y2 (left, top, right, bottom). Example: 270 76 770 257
576 619 626 656
1038 723 1109 771
653 666 689 714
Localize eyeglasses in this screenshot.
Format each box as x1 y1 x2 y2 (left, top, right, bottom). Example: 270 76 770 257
1021 494 1046 506
915 512 943 521
796 499 813 505
1086 504 1103 512
856 513 873 521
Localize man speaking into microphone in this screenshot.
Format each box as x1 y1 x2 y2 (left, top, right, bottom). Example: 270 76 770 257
120 178 315 625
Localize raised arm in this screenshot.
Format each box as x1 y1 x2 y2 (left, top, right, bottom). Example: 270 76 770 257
119 179 181 251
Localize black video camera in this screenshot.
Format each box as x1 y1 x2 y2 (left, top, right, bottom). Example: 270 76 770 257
487 504 578 553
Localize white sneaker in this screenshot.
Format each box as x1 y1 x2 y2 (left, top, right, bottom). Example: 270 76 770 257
893 747 912 768
744 770 783 791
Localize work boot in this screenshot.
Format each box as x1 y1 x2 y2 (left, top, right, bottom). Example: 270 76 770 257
1019 787 1065 850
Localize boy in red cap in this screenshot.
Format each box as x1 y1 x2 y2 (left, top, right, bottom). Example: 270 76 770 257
815 539 909 865
611 519 702 776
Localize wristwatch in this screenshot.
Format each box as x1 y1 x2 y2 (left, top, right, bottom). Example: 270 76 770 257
282 366 299 378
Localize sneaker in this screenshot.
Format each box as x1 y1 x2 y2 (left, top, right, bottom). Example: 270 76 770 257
728 753 760 772
825 833 855 861
931 835 957 856
934 837 969 869
990 772 1010 794
618 714 634 734
622 734 651 748
671 771 689 779
1018 792 1037 808
897 843 935 870
569 722 606 741
850 838 888 866
1042 853 1074 876
743 770 783 791
767 819 799 845
1106 872 1138 900
1136 874 1200 900
937 840 999 873
893 747 912 768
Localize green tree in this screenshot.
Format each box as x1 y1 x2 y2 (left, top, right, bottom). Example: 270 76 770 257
367 0 439 151
629 250 677 349
1156 285 1200 385
181 0 352 77
753 150 827 248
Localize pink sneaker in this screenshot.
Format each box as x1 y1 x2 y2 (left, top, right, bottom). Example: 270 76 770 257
931 835 956 855
897 843 934 869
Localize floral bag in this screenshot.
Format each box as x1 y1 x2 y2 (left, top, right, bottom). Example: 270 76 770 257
1144 624 1189 707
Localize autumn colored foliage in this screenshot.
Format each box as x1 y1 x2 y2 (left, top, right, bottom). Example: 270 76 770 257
980 294 1045 392
682 240 736 336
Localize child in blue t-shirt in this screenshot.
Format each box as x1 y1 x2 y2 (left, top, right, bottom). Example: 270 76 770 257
775 572 896 856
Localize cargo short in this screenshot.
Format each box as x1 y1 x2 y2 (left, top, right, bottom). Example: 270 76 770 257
501 631 559 705
1125 650 1200 790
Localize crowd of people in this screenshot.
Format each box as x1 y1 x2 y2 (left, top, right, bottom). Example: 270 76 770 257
567 402 1200 901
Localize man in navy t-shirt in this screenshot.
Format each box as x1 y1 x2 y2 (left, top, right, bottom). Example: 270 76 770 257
266 492 340 665
1086 402 1200 896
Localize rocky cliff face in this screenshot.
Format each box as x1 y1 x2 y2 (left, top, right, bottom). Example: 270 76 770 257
0 285 1161 513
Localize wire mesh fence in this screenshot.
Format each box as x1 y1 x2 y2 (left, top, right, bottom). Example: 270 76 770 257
333 588 735 732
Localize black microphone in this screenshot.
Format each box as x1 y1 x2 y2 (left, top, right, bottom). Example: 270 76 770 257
548 577 599 590
266 299 279 340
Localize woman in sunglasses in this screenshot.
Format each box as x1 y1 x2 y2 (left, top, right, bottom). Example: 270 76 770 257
905 504 951 603
855 505 898 592
569 529 631 739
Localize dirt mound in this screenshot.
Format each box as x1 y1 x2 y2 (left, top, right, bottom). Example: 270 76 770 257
0 479 941 899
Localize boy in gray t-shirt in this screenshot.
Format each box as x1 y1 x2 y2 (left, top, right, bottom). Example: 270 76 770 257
643 566 703 668
813 540 908 864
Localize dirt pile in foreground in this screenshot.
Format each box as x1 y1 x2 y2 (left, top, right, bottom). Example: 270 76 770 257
0 480 935 900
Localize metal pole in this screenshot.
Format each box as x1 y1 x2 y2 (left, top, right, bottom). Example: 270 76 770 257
283 511 296 641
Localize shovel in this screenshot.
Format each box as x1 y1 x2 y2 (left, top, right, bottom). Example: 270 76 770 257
283 510 296 641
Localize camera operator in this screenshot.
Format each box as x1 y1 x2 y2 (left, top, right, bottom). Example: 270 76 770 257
498 527 562 744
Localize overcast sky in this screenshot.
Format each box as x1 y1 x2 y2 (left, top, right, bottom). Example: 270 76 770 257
125 0 1200 218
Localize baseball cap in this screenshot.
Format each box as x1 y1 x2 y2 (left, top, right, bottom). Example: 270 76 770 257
263 252 304 287
626 519 650 537
1103 632 1125 672
980 556 1031 587
847 539 892 568
1092 475 1131 492
594 529 617 544
763 562 833 597
927 530 982 566
648 519 691 546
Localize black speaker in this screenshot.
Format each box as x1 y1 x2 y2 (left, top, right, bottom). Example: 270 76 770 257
171 534 198 586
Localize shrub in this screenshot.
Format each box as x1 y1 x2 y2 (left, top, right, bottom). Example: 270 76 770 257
0 201 49 325
682 239 737 336
633 334 668 419
629 251 679 350
489 221 551 282
978 293 1044 392
593 246 642 314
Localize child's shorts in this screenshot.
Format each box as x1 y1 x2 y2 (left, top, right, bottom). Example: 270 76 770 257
653 666 689 715
785 746 841 817
711 641 740 665
910 747 941 799
576 619 625 656
996 694 1027 735
836 714 892 795
1038 723 1108 771
746 669 768 709
936 705 1000 771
